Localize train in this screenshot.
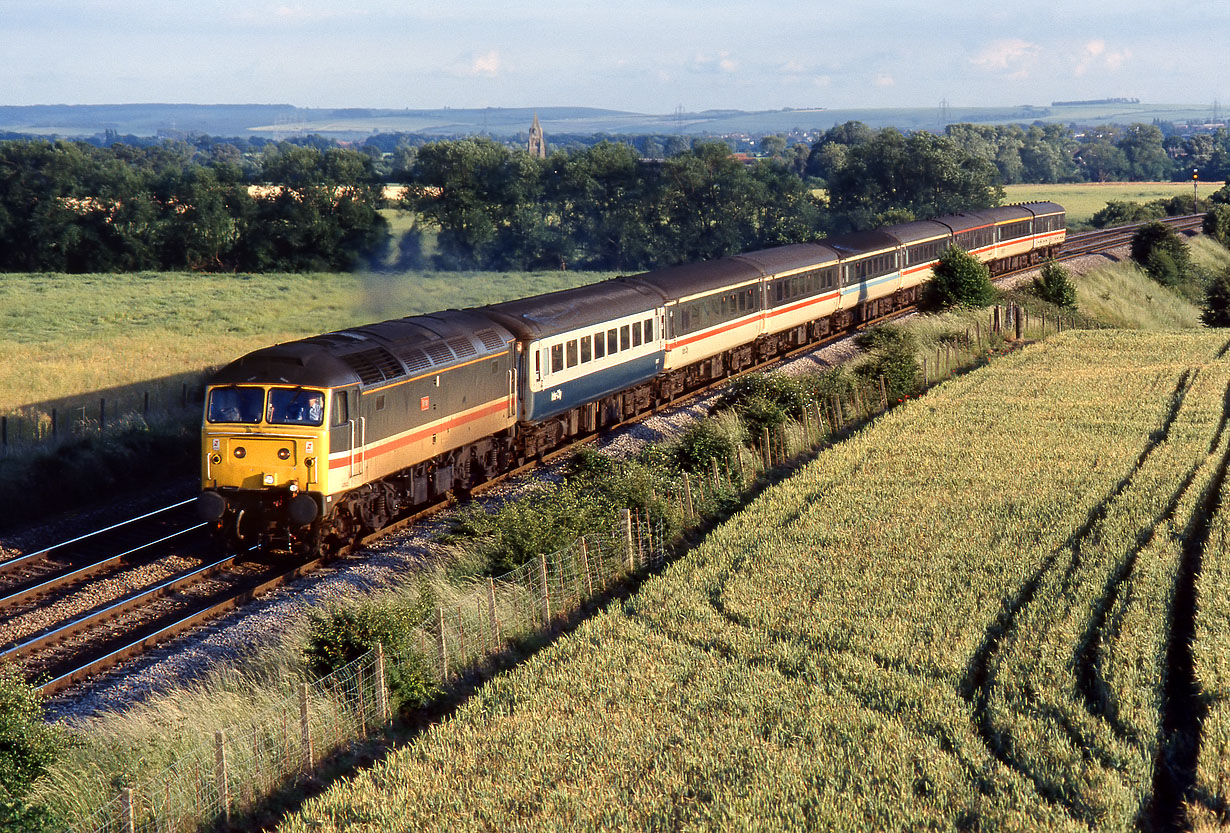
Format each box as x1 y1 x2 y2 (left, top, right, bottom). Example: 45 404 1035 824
197 201 1065 553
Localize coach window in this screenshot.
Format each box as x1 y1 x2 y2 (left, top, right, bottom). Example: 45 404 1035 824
608 328 619 354
580 335 592 363
566 340 579 368
535 350 542 380
594 331 605 359
632 321 642 347
620 325 630 350
644 318 654 341
550 344 564 374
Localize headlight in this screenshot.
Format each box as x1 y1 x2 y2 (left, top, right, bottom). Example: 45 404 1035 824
233 446 246 459
278 448 291 460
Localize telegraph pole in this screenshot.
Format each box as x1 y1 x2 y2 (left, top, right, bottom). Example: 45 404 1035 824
1194 168 1200 215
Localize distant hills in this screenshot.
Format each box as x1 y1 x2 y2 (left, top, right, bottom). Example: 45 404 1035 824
0 101 1220 140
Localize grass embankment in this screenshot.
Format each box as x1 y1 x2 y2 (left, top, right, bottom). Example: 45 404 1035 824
1004 182 1209 227
0 269 606 413
276 329 1230 831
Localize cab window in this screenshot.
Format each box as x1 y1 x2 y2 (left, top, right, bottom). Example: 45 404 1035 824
332 391 349 426
207 386 264 424
268 387 325 426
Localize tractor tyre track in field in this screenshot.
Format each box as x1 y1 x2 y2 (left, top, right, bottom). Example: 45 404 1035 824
1073 462 1199 748
959 368 1198 824
1150 419 1230 829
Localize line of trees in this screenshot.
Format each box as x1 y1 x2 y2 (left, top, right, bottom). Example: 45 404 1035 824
3 118 1230 274
0 140 389 272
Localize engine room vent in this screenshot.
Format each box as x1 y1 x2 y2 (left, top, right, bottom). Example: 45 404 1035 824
447 336 477 358
396 347 432 374
342 347 404 386
475 329 506 352
424 341 454 366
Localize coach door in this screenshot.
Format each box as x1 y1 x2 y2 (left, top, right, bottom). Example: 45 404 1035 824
330 387 363 483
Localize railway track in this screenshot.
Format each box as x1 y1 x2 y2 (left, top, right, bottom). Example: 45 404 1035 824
1059 214 1204 259
8 213 1203 698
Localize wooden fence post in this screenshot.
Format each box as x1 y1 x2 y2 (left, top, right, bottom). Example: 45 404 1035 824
374 643 390 725
682 474 693 519
121 787 135 833
215 730 230 825
621 508 636 572
437 608 448 678
299 683 314 772
539 553 551 624
879 376 889 409
580 539 594 598
1015 304 1023 340
487 578 501 646
762 427 772 469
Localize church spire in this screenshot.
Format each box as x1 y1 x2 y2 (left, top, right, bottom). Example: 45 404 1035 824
528 113 546 159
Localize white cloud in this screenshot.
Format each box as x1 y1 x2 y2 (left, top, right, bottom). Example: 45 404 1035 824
689 51 738 74
1074 39 1132 76
874 73 895 87
971 38 1040 79
469 50 501 77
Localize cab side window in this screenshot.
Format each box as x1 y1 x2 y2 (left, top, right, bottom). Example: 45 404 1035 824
332 391 349 426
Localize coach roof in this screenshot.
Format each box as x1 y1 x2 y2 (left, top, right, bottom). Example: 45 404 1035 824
479 280 665 340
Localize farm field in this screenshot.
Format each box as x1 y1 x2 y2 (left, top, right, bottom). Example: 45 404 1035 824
1003 181 1209 226
279 329 1230 831
0 269 607 413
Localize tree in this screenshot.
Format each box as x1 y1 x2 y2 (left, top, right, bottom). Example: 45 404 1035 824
1203 204 1230 246
1202 266 1230 326
550 141 657 270
926 246 996 309
825 129 1003 231
1117 124 1172 181
1033 260 1078 309
1130 221 1190 285
1091 200 1164 228
410 137 546 269
1075 140 1129 182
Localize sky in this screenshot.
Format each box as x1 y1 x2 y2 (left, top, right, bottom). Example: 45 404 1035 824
2 0 1226 114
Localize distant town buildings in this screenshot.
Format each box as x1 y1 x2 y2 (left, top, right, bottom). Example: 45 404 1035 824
528 113 546 158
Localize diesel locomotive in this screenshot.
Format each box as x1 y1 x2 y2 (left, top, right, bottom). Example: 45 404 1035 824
197 201 1065 553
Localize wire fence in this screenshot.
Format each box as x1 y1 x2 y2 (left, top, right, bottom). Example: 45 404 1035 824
71 509 668 833
0 379 206 456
